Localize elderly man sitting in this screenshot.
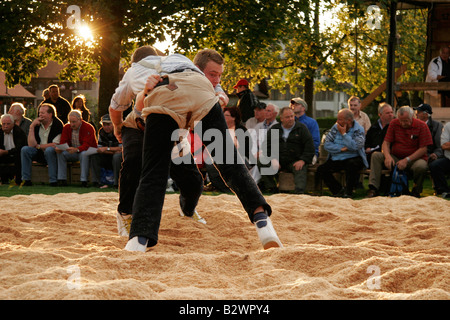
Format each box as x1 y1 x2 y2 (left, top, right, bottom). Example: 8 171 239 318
367 106 433 198
56 110 97 186
317 109 368 198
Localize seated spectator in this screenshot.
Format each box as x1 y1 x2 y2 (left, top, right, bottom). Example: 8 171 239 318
258 107 315 194
413 103 443 163
8 102 32 136
365 102 394 165
290 97 320 157
56 110 97 187
367 106 432 198
21 103 63 186
348 96 371 133
317 109 368 198
0 114 27 185
253 103 279 152
245 102 266 129
429 121 450 198
90 114 122 188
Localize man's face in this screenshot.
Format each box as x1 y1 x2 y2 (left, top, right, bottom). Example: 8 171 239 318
38 106 52 123
280 109 295 129
102 122 114 133
69 115 82 130
290 103 304 118
1 117 14 134
415 110 429 123
201 60 223 88
236 85 247 93
348 99 361 115
380 106 394 124
254 108 265 122
398 112 412 128
49 87 59 101
337 112 353 128
265 105 277 122
8 106 20 120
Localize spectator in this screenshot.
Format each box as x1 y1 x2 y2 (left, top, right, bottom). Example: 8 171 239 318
426 46 450 107
0 114 27 185
367 106 433 198
253 103 279 152
365 102 394 165
71 95 91 123
258 107 315 194
56 110 97 187
413 103 443 163
245 102 266 129
290 97 320 157
42 88 50 101
8 102 32 136
317 109 368 198
44 84 72 123
90 114 122 188
234 78 259 123
429 121 450 198
21 103 63 186
348 96 371 133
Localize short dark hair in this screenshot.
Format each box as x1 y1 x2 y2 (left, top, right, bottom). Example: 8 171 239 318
131 45 158 63
193 49 224 71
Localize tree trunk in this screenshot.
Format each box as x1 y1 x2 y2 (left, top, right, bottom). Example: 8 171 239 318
304 76 314 118
97 2 125 121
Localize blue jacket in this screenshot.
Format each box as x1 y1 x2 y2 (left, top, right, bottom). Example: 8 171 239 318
296 114 320 155
324 120 368 168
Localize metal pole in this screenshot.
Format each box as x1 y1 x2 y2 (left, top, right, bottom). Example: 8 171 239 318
386 1 397 105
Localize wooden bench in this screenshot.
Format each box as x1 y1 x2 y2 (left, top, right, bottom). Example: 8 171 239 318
30 161 84 185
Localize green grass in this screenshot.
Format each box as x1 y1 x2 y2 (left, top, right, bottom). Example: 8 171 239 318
0 182 118 197
0 176 443 199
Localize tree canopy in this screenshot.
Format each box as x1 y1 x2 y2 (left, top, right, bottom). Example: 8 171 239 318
0 0 427 118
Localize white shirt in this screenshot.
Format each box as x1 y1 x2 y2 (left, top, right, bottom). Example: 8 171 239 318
110 54 204 112
3 131 14 150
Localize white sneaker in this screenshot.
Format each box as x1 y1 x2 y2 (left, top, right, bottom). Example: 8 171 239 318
254 213 283 250
116 212 132 237
179 209 207 224
124 236 148 252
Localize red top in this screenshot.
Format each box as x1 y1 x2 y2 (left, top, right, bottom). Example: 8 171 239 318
384 118 432 160
60 121 98 151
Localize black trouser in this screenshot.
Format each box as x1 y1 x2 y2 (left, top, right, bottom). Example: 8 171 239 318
317 156 365 195
129 103 271 247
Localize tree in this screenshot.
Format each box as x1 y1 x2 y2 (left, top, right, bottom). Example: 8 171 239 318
0 0 292 118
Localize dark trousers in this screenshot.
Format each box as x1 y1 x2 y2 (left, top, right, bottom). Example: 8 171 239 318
0 152 21 184
317 156 365 195
429 157 450 194
129 103 271 246
118 127 144 215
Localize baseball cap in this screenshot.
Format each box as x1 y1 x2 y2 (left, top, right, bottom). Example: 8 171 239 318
414 103 433 114
290 97 308 109
255 102 266 110
233 79 249 89
100 114 112 123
